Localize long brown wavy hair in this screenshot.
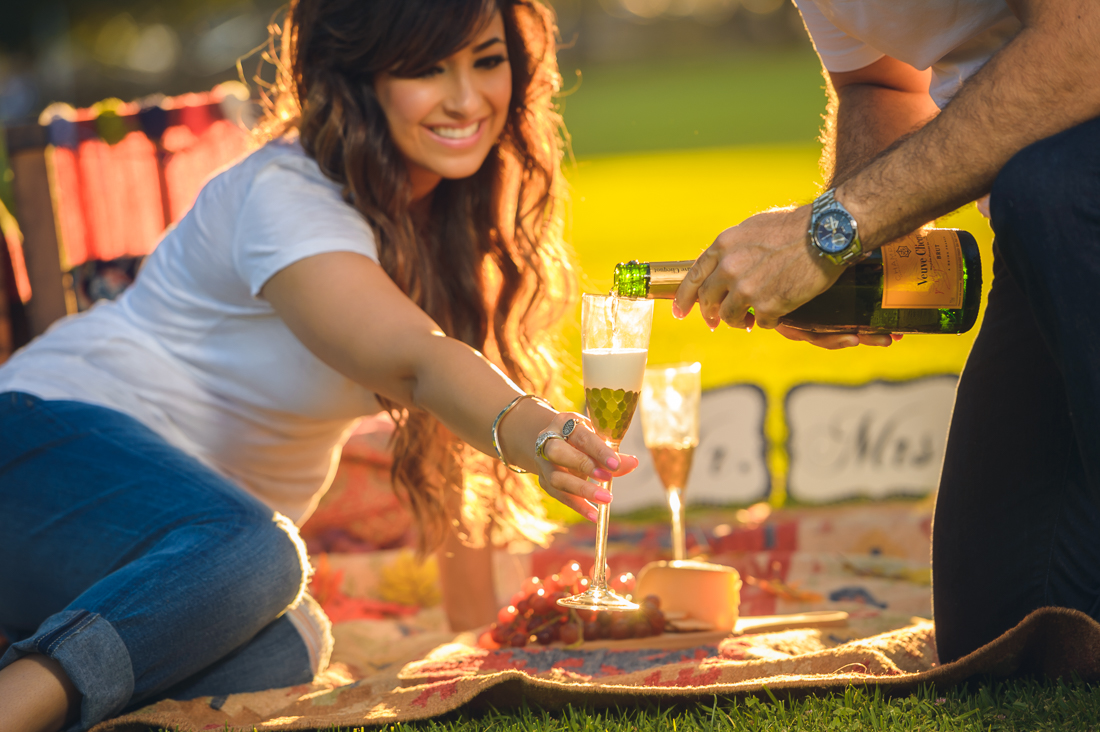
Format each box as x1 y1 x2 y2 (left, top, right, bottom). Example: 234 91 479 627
256 0 576 554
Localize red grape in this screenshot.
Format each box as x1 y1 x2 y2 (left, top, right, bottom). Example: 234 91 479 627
558 561 583 585
497 605 518 626
542 575 561 593
508 632 527 647
519 576 543 595
479 630 499 648
531 588 550 615
610 618 631 640
559 622 580 645
610 572 636 595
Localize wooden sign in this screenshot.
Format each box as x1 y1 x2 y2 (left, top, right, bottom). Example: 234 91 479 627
610 384 769 511
786 376 958 502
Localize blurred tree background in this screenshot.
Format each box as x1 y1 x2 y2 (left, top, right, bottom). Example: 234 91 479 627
0 0 826 154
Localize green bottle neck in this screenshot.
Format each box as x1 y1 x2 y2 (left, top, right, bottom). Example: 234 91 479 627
613 261 650 298
613 261 695 299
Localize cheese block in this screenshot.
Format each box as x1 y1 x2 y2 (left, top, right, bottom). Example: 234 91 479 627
635 560 742 631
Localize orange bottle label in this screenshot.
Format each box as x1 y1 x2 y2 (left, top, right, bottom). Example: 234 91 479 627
880 230 964 309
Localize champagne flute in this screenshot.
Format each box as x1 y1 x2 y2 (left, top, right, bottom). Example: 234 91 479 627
558 293 654 612
640 362 701 562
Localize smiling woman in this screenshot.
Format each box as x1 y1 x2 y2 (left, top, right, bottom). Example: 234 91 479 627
0 2 638 731
373 20 513 193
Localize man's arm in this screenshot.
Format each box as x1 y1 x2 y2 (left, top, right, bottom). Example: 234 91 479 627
824 56 940 188
769 56 940 349
839 0 1100 249
675 0 1100 336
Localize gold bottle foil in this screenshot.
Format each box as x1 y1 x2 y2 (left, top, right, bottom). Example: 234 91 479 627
646 261 695 298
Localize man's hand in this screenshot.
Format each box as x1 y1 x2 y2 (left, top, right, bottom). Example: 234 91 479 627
776 326 902 350
672 206 897 348
673 206 829 330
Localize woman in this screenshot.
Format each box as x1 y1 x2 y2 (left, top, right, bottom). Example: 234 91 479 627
0 1 635 730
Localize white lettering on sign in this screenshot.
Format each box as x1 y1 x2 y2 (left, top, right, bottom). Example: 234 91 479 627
786 376 958 503
611 385 769 511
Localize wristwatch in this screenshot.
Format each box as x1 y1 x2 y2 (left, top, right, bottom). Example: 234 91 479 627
809 189 863 265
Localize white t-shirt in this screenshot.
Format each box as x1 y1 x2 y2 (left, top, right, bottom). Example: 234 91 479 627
0 137 383 522
793 0 1021 108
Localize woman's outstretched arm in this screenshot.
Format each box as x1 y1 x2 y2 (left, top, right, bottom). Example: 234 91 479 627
263 250 634 520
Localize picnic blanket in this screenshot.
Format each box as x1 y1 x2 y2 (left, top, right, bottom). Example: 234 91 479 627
94 607 1100 731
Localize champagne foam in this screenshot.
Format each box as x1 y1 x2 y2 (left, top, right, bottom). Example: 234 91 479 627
582 348 648 392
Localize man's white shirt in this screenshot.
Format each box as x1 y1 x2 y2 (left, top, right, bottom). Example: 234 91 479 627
793 0 1020 108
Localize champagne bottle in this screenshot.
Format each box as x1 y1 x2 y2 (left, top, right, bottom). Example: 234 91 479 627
612 229 982 335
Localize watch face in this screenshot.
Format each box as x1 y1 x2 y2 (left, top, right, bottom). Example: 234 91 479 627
814 210 855 254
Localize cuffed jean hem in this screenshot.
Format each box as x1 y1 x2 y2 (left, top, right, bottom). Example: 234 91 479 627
0 609 133 731
285 594 333 677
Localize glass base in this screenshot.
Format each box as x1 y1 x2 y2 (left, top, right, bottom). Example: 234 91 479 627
557 586 639 612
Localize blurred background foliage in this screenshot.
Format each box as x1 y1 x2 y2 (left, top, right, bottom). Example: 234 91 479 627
0 0 829 225
0 0 825 154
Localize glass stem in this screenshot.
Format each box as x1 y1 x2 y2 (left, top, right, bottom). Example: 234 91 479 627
668 486 686 561
591 440 618 590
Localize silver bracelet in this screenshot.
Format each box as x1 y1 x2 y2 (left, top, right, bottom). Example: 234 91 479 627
491 394 552 474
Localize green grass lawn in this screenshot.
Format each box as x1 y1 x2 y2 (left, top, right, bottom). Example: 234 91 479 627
558 48 828 157
155 676 1099 731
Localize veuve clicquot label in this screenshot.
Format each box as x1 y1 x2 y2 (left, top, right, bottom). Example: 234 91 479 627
880 229 965 310
611 228 983 335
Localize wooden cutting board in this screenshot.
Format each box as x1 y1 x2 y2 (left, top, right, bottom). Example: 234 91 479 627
574 610 849 651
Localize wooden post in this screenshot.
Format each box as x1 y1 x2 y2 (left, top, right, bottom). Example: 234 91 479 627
5 124 72 336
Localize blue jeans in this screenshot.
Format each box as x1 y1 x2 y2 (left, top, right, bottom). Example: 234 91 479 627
932 116 1100 663
0 393 328 731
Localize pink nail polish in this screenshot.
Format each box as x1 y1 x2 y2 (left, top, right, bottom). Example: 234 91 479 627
606 456 620 470
671 302 684 319
593 489 613 503
592 468 612 481
585 510 599 522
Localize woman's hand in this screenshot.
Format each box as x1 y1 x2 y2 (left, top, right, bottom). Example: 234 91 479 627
531 412 638 522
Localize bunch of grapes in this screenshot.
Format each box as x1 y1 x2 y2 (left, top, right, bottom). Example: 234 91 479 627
482 561 666 648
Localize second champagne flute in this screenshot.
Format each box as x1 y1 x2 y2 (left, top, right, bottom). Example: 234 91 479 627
640 362 701 562
558 293 653 612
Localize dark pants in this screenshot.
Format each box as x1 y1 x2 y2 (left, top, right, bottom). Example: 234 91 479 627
932 116 1100 663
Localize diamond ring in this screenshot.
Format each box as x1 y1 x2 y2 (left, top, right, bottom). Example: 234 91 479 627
535 431 567 461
